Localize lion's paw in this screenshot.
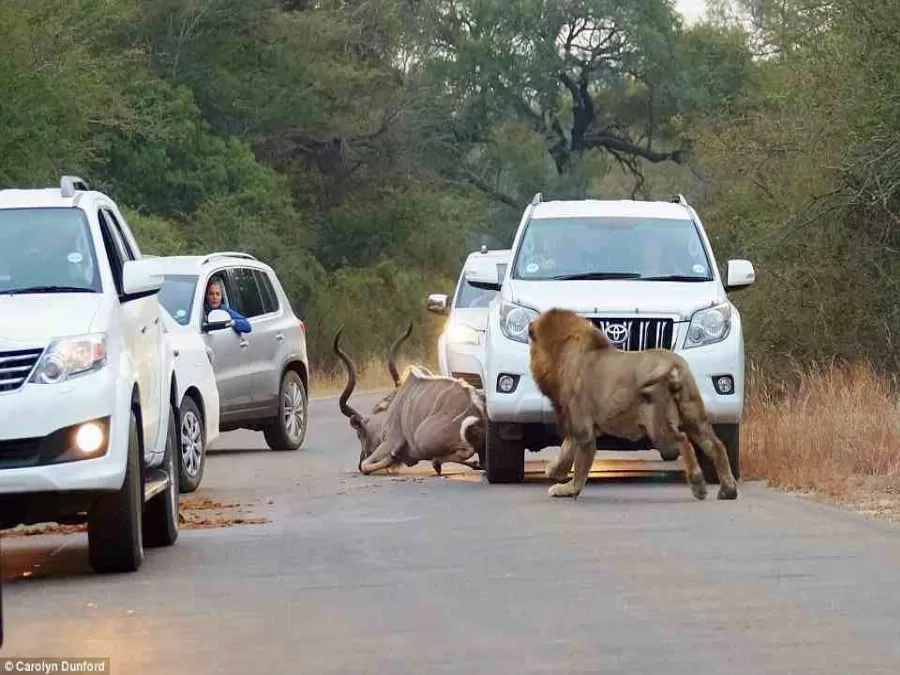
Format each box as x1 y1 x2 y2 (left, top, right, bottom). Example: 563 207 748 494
548 482 578 498
717 484 738 500
688 473 707 501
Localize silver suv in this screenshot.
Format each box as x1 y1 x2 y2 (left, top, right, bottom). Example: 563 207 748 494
150 252 309 454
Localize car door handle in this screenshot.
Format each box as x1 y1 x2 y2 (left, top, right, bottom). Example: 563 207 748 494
239 339 249 349
139 325 147 334
275 334 285 343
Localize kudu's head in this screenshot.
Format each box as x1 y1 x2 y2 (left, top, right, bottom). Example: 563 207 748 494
333 323 412 469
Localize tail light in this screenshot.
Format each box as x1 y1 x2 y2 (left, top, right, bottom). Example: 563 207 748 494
298 319 305 331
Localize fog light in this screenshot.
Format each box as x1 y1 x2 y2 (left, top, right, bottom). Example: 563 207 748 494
75 422 104 454
714 375 734 395
497 374 519 393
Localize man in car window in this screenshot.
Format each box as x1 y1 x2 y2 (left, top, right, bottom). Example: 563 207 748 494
204 278 252 334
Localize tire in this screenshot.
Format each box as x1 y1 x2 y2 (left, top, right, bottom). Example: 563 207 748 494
88 408 144 574
178 397 205 493
659 447 680 461
143 406 180 548
263 370 308 451
697 423 741 484
484 420 525 484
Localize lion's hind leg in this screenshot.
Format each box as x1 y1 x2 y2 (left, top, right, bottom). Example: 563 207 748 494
687 423 738 500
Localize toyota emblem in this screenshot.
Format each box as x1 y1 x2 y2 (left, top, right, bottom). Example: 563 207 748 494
604 323 628 344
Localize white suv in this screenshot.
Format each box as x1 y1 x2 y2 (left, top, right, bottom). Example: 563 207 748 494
427 246 510 391
0 176 181 573
151 253 310 451
466 193 756 484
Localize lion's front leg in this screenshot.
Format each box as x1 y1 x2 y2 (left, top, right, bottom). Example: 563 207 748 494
546 437 576 482
548 438 595 499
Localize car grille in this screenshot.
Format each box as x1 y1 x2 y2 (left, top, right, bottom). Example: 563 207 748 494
0 437 43 469
0 348 43 393
588 317 675 351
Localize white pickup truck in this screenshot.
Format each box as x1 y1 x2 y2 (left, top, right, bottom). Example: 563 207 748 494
466 193 756 484
0 176 181 574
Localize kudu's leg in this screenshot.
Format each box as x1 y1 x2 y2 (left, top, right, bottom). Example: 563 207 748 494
548 438 595 499
359 439 403 474
687 423 738 500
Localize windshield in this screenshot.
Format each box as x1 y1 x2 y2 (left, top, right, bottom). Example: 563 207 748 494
512 216 713 281
158 274 198 325
455 262 506 308
0 207 101 294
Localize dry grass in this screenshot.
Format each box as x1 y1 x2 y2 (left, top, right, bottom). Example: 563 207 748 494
309 355 435 397
743 361 900 521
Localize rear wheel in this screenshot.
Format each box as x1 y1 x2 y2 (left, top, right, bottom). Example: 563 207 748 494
697 423 741 484
484 420 525 484
263 370 308 451
88 409 144 574
178 397 205 493
144 406 180 548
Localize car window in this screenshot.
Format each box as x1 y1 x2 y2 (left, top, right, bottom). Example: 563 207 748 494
97 209 128 294
102 208 136 261
254 270 280 314
229 267 266 318
158 274 198 325
454 277 498 309
0 207 102 294
512 216 712 281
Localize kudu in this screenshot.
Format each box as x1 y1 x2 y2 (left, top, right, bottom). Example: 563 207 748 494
334 325 485 475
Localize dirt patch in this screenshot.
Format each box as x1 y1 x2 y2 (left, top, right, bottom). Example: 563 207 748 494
178 496 271 530
0 496 272 537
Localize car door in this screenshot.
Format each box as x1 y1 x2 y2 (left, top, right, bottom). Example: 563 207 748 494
96 208 162 462
199 268 256 418
247 268 291 409
225 267 278 408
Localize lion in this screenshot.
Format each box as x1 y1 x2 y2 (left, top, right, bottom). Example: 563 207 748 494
527 307 738 501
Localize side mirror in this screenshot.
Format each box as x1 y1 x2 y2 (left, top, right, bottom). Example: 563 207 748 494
725 259 755 291
122 260 163 300
427 293 449 314
465 258 503 292
204 308 235 332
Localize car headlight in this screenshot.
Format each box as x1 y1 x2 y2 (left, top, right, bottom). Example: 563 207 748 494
445 324 481 345
684 303 731 349
500 302 539 343
30 333 107 384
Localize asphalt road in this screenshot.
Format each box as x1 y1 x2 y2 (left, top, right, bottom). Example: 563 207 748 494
3 391 900 674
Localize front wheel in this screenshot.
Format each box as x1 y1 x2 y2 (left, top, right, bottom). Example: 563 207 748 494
88 409 144 574
484 420 525 484
178 397 206 493
264 370 308 451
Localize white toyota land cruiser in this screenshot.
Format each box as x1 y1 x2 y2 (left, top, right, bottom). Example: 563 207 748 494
466 193 756 484
0 176 181 574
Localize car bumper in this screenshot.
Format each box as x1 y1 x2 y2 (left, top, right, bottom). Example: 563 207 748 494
0 369 129 495
485 328 745 426
445 340 486 389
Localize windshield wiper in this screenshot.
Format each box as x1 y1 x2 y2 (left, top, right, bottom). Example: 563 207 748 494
3 285 95 295
639 275 712 282
552 272 642 281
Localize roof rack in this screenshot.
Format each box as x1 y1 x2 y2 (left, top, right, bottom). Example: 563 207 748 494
670 193 689 206
531 192 543 206
60 175 89 198
201 251 258 265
